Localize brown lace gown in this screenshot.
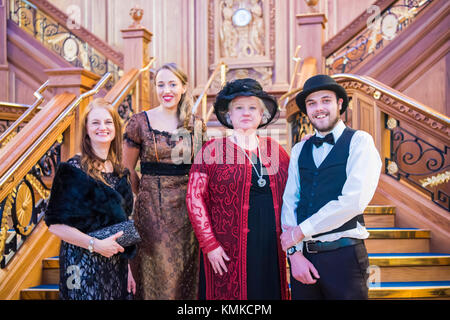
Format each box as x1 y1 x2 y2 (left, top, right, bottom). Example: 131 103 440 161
124 111 199 299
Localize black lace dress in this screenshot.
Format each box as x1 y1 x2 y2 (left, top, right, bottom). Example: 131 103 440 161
57 157 130 300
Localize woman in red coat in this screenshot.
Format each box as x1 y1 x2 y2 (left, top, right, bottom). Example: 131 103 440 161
186 78 290 300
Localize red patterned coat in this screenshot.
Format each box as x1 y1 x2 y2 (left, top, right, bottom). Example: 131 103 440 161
186 136 290 300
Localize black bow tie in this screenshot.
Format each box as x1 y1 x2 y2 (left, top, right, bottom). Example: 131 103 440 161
311 133 335 147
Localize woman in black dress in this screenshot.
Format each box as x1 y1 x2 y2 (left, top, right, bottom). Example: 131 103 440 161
45 98 136 300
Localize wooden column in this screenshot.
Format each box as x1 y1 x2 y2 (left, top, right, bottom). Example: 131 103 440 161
0 0 9 101
44 68 100 161
295 13 327 73
121 16 153 112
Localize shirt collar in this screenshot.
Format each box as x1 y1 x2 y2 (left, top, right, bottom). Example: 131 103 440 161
315 120 346 142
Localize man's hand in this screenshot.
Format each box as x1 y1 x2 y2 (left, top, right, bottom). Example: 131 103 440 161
281 225 304 251
289 251 320 284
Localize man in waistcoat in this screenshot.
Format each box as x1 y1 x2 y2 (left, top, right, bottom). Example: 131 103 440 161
280 74 381 299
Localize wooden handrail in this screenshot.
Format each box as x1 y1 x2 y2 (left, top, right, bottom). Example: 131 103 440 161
0 73 111 201
279 57 317 102
104 57 156 109
192 61 228 123
0 81 49 147
331 73 449 141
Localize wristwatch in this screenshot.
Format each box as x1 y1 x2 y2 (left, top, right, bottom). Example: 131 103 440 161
287 246 298 256
88 237 95 253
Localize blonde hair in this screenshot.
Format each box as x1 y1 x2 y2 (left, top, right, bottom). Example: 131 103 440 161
80 98 125 185
155 63 193 130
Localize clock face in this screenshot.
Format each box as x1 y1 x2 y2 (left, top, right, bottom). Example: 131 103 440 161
62 37 79 62
381 13 399 40
232 8 252 27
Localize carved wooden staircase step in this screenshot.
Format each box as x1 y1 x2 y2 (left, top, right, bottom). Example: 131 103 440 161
41 256 59 285
20 284 59 300
368 253 450 282
21 281 450 300
365 228 431 253
368 281 450 300
364 205 395 228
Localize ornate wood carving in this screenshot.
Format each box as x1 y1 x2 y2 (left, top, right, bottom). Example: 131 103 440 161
210 0 275 89
340 80 450 142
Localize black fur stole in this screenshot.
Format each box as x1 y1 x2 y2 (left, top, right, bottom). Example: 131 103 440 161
44 162 133 234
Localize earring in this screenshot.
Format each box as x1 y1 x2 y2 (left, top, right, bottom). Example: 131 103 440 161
225 113 232 125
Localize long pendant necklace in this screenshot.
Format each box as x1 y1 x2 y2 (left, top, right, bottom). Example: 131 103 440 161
233 136 266 187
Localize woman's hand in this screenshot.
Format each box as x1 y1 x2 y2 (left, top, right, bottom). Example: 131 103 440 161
127 264 136 295
207 246 230 276
93 231 125 258
301 133 313 142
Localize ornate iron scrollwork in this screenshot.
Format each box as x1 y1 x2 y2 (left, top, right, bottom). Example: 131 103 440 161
385 116 449 211
326 0 433 74
0 139 61 268
117 93 134 125
11 179 36 236
9 0 121 85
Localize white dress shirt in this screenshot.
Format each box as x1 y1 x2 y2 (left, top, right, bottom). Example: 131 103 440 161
281 120 382 252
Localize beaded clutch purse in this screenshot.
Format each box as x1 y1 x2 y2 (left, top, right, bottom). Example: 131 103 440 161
88 220 141 247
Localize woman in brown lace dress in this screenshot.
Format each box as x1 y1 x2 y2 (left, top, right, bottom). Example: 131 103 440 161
123 63 199 299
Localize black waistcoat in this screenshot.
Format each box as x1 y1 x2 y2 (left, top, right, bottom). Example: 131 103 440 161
296 127 365 238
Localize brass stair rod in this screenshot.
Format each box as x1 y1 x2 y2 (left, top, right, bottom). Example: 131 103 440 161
0 73 112 191
281 45 302 110
0 80 49 146
110 57 156 108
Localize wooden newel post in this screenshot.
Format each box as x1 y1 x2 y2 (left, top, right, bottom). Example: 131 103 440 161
295 12 327 73
121 6 153 112
44 68 100 161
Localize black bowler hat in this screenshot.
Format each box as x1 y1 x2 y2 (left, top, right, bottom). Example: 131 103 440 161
214 78 278 129
295 74 348 115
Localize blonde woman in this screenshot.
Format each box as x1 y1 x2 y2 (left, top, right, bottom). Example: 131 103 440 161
123 63 199 299
186 78 290 300
45 98 136 300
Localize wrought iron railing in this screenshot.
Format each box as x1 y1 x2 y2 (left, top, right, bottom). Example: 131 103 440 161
9 0 122 87
385 116 449 210
0 139 60 268
326 0 433 74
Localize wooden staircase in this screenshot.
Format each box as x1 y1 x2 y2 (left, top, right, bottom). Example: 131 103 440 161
20 205 450 300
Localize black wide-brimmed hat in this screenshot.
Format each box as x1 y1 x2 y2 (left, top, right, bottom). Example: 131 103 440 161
295 74 349 115
214 78 278 129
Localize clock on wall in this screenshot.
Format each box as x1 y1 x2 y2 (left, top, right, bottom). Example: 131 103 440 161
232 8 252 27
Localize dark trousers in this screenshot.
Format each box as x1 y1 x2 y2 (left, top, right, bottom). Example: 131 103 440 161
290 242 369 300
